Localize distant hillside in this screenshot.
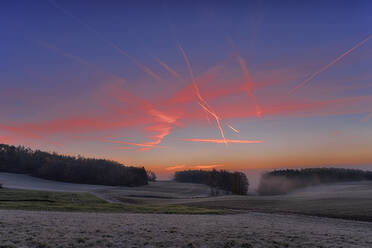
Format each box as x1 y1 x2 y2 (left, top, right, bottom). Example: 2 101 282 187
0 144 148 186
258 167 372 195
174 169 249 195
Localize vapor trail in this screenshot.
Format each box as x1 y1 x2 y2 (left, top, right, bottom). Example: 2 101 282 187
227 124 240 134
35 40 127 85
38 39 176 151
236 55 263 118
178 44 227 145
361 112 372 122
229 37 262 118
47 0 163 83
289 34 372 95
154 56 185 82
177 44 205 105
106 42 163 82
36 40 92 67
112 140 154 148
183 138 263 144
198 102 227 145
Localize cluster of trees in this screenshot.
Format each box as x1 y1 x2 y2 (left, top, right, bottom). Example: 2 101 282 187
258 167 372 195
174 169 249 195
0 144 149 186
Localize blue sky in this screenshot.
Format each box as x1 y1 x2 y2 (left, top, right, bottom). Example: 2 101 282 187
1 0 371 177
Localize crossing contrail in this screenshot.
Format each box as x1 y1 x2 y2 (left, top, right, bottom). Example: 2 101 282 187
178 44 228 145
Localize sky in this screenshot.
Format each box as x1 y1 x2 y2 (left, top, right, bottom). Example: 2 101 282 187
1 0 372 179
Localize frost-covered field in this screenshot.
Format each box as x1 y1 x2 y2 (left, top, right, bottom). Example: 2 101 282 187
2 172 372 247
1 210 372 248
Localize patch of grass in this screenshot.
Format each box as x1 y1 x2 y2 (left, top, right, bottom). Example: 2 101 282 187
187 197 372 221
0 188 222 214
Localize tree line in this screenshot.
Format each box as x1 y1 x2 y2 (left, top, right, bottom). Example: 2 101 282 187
0 144 148 186
258 167 372 195
174 169 249 195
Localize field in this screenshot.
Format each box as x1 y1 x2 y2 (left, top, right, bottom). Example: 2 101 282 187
1 210 372 248
91 178 372 222
181 181 372 221
0 188 220 214
2 173 372 247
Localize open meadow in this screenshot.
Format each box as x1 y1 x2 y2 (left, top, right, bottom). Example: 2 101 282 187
1 173 372 247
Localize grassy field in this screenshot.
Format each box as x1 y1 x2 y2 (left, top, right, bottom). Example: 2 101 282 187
185 196 372 221
2 173 372 221
2 181 372 247
182 182 372 221
2 176 372 247
0 188 222 214
3 186 371 221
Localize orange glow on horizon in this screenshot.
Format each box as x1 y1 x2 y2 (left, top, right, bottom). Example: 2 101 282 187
193 164 224 169
165 165 186 171
164 164 224 171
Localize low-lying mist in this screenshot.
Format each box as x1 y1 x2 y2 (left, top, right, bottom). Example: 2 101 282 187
257 167 372 195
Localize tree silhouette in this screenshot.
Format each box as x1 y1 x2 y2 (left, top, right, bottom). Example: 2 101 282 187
174 169 249 195
0 144 148 186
